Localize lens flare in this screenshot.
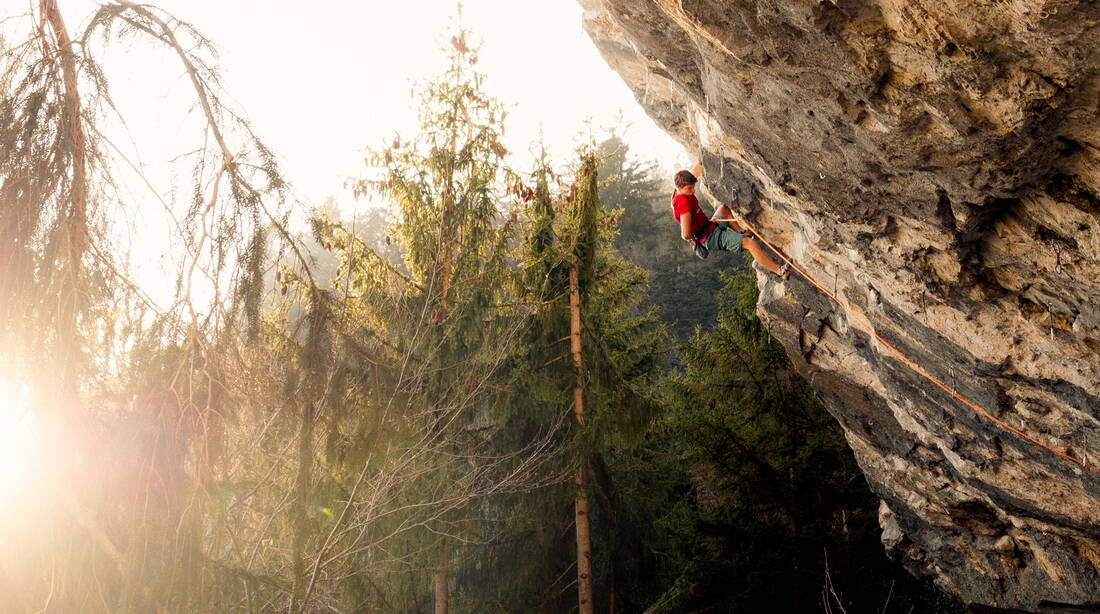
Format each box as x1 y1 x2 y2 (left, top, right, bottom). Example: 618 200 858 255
0 381 34 496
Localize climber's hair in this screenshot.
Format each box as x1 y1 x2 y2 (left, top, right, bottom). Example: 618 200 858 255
674 170 698 188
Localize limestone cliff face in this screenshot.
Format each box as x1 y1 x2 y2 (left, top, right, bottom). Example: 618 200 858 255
580 1 1100 611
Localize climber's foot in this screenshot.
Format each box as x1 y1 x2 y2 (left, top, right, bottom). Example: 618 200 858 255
777 263 792 279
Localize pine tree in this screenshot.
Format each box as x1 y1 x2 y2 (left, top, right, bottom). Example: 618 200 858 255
301 29 546 613
568 154 599 614
476 148 665 613
604 272 964 613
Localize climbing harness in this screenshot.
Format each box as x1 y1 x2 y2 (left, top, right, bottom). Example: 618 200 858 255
712 216 1100 477
691 220 718 259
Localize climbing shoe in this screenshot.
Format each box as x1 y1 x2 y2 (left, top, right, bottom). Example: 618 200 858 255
778 262 792 279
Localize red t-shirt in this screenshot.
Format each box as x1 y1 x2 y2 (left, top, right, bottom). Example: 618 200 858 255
671 192 712 241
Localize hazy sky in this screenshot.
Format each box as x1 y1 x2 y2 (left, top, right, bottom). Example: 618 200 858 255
46 0 687 209
2 0 690 309
1 0 691 457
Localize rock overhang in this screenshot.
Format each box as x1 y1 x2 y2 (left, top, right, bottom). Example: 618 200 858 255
580 1 1100 611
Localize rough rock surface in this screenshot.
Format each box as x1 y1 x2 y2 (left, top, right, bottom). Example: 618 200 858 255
579 1 1100 611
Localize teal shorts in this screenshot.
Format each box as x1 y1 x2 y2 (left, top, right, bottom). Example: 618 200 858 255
702 221 744 252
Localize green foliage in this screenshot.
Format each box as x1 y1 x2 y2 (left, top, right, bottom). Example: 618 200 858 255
452 146 668 613
596 272 966 613
292 30 548 614
0 7 967 613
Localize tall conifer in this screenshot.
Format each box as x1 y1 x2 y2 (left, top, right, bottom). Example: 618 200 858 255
485 149 664 612
327 29 528 613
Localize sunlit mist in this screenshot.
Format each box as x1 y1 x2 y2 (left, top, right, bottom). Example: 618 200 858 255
0 380 34 499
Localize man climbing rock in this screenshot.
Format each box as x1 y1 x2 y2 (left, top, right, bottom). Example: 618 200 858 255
672 163 789 277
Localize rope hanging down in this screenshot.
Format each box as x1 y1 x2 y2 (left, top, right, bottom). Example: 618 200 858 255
711 216 1100 477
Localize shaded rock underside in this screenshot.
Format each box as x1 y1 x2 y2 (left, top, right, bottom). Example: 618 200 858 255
580 1 1100 611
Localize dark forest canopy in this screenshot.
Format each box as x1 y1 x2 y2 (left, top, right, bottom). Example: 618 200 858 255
0 3 963 613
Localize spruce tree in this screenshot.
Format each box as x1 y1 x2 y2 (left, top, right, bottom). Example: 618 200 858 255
476 149 665 613
306 30 543 613
610 272 964 613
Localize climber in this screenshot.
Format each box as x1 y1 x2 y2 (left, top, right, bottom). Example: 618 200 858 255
672 164 789 277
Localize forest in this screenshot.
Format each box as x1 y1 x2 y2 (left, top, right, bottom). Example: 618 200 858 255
0 3 966 613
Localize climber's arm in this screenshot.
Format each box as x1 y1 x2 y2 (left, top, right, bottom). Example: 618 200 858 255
680 212 693 241
691 162 703 179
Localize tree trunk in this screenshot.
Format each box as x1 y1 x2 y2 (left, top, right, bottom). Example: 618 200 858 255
40 0 89 276
569 267 595 614
40 0 89 412
434 540 449 614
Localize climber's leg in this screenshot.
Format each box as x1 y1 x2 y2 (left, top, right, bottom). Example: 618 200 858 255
713 203 749 234
742 236 785 276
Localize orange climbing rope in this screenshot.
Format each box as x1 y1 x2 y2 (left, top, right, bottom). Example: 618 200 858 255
712 216 1100 476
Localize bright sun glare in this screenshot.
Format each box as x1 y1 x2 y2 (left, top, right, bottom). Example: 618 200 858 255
0 380 35 495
